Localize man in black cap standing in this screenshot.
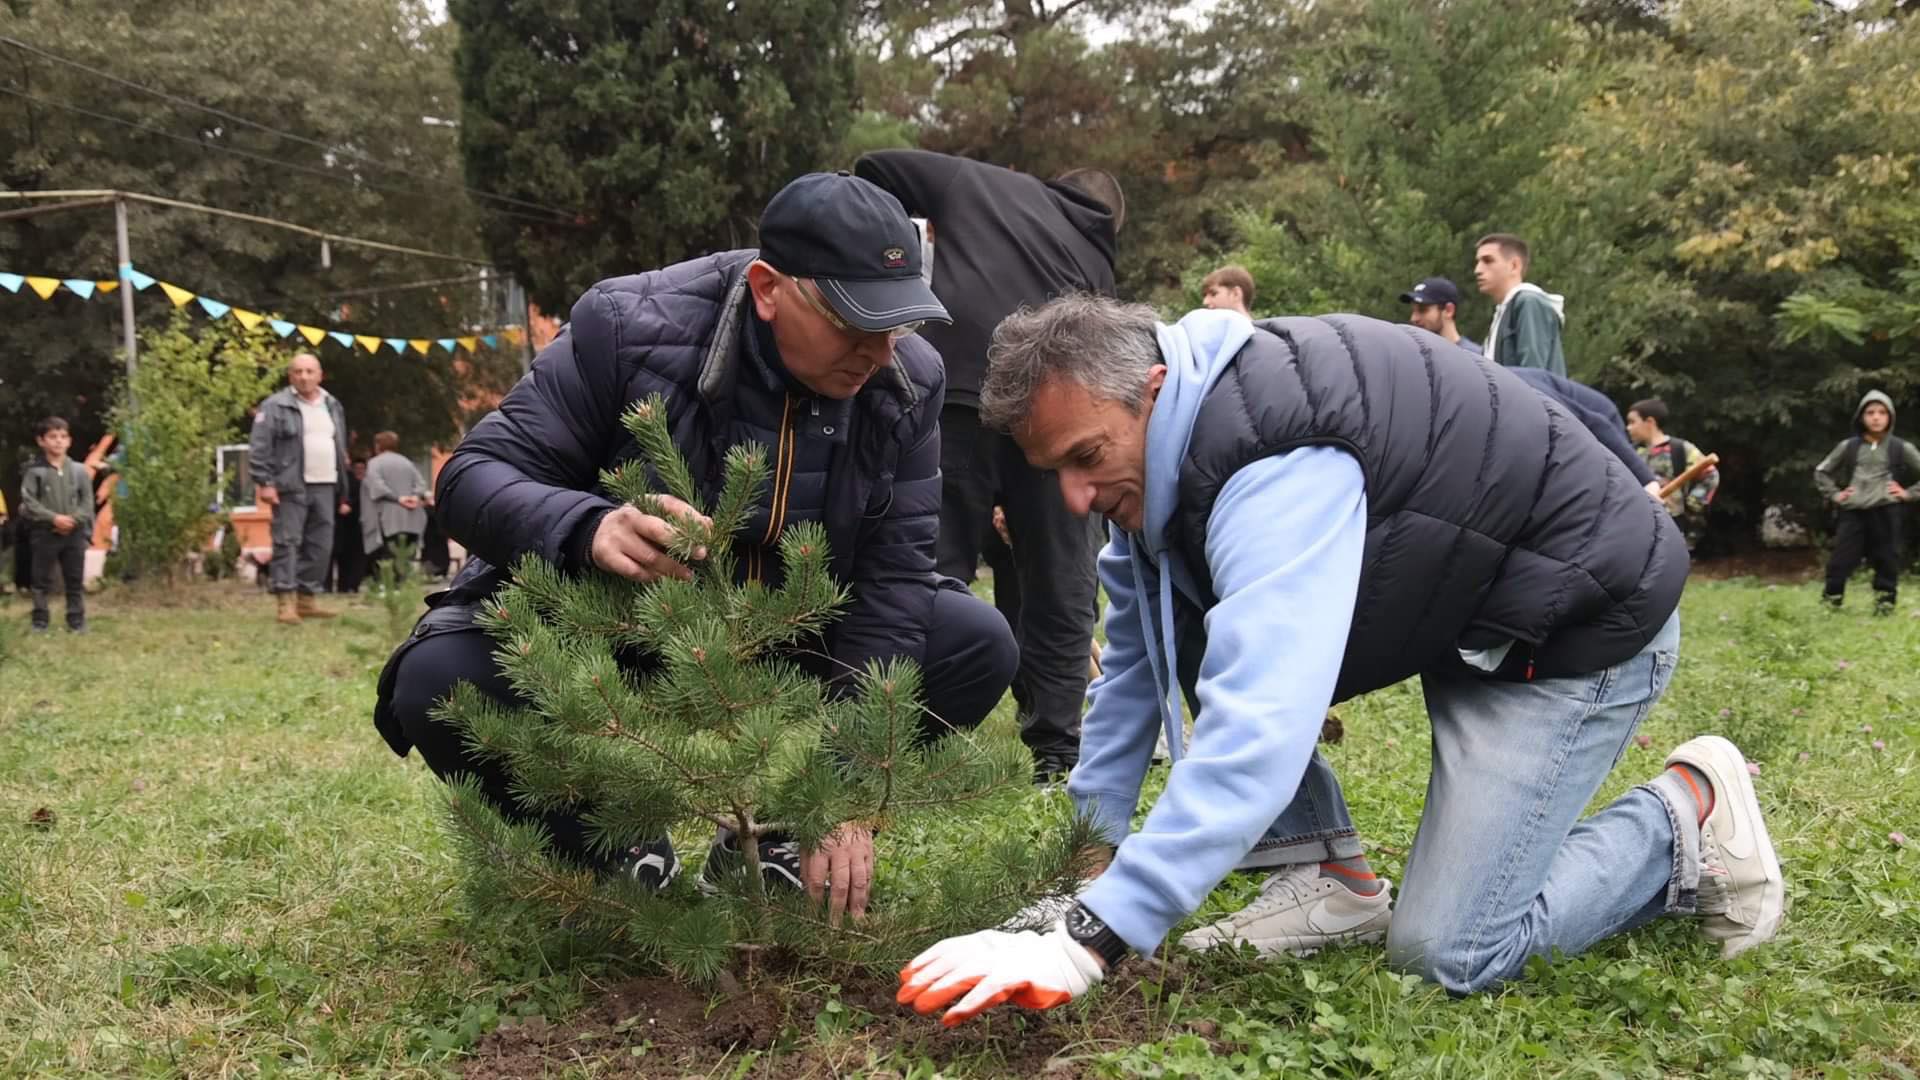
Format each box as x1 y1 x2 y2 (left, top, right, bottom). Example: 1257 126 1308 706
372 172 1018 921
854 149 1123 782
1401 277 1480 355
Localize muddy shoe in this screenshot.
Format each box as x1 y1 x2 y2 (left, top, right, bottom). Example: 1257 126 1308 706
296 593 338 619
276 593 302 625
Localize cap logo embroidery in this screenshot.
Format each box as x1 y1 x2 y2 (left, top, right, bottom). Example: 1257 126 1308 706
883 246 908 268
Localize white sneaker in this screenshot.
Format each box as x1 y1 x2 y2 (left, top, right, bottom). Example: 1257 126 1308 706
1179 862 1392 957
1665 735 1785 958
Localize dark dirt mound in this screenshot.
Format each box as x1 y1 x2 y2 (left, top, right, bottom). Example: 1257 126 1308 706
1690 548 1822 583
461 963 1211 1079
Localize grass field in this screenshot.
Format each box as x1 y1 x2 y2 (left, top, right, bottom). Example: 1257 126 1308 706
1 574 1916 1078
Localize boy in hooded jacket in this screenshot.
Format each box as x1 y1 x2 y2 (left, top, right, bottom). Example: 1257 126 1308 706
1815 390 1919 614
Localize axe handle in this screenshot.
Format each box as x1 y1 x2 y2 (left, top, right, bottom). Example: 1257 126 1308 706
1657 452 1719 502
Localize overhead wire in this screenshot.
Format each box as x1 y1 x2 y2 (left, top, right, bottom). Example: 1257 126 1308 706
0 85 572 229
0 34 582 224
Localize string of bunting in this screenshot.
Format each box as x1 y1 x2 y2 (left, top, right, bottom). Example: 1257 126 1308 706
0 264 525 357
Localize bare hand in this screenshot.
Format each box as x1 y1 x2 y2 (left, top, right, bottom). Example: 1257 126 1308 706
1889 481 1907 500
1835 487 1854 504
801 823 876 925
588 496 712 582
398 495 422 510
1643 480 1664 503
257 484 280 507
52 514 75 535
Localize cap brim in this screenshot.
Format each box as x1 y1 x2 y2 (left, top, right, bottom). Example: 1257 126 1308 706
816 276 951 332
1398 292 1418 303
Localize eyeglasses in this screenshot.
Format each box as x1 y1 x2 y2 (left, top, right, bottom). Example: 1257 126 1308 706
790 276 924 343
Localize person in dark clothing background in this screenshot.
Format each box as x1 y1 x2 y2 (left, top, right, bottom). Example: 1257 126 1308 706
855 149 1123 781
373 172 1018 920
330 458 368 594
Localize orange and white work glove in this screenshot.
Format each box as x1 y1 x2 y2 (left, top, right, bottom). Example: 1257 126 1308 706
896 922 1104 1027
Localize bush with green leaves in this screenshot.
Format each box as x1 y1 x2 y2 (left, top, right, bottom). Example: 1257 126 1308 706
439 395 1094 982
109 315 279 585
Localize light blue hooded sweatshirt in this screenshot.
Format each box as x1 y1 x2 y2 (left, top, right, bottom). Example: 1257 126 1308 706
1071 309 1369 954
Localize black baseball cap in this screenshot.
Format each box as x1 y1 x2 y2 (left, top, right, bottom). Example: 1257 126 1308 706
1399 276 1463 307
757 172 951 332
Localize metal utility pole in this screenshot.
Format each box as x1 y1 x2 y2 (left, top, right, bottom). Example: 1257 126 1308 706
113 196 137 379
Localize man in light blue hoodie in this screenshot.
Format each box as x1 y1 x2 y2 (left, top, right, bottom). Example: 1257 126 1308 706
898 296 1785 1026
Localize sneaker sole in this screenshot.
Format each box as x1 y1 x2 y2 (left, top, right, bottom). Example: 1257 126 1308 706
1668 735 1785 957
1181 925 1388 958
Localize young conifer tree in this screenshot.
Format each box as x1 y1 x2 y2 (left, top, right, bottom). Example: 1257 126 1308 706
438 395 1096 980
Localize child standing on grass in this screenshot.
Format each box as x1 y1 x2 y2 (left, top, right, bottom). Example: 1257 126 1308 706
19 417 94 634
1815 390 1919 615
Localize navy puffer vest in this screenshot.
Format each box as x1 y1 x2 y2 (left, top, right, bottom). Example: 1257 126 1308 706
1167 315 1687 703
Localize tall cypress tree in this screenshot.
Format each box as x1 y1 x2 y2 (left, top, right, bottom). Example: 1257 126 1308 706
448 0 858 311
441 398 1097 981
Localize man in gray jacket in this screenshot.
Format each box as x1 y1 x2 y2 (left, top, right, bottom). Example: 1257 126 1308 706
249 352 351 624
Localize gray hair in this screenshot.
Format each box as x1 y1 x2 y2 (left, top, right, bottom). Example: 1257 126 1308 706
979 293 1161 432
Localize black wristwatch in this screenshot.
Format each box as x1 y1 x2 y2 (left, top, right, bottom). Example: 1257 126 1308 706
1063 901 1130 969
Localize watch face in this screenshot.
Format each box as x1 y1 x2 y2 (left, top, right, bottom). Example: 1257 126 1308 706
1067 904 1105 938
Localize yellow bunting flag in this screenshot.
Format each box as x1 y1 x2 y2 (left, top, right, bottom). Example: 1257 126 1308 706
457 336 478 353
409 339 430 356
355 335 381 353
299 325 327 346
95 280 119 294
231 308 264 330
159 282 196 307
503 327 525 345
26 277 61 300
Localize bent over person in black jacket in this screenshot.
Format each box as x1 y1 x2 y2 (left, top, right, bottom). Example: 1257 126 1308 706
372 173 1018 917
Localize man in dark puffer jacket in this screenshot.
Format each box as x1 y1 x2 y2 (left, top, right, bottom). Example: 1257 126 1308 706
373 173 1018 920
895 297 1784 1027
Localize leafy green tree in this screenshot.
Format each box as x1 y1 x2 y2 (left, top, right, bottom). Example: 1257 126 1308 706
108 314 277 583
449 0 857 312
1 0 508 485
442 397 1094 980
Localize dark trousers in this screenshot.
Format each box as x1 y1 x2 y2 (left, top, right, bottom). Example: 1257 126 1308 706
1825 505 1904 603
936 404 1100 759
381 585 1016 867
331 515 367 593
368 531 420 578
29 528 87 629
420 510 451 577
269 483 336 595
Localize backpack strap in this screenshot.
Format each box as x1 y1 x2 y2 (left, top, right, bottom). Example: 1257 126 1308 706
1668 437 1692 473
1839 436 1864 488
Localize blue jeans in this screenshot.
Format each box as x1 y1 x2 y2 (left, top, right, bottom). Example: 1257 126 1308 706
1257 613 1693 993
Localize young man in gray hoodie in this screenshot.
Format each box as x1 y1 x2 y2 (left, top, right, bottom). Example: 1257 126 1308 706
1815 390 1919 614
1474 233 1566 377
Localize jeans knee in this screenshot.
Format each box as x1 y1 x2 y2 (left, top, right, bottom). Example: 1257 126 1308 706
1385 921 1511 996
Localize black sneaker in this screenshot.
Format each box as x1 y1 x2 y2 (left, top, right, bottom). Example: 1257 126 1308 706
1873 593 1896 617
609 838 680 891
1031 747 1078 785
702 831 804 893
1822 593 1844 612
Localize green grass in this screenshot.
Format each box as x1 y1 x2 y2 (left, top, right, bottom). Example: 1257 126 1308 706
1 576 1916 1077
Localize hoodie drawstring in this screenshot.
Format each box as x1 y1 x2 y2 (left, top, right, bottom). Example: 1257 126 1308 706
1131 549 1188 766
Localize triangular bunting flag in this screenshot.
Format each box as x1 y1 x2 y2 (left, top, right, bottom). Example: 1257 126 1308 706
95 280 119 293
384 337 407 354
436 338 456 353
62 279 97 299
268 319 297 338
196 296 232 320
27 277 61 300
127 268 157 291
231 308 264 330
457 336 478 352
299 325 327 346
503 327 525 345
159 282 196 308
0 273 23 293
329 332 355 349
408 339 430 356
355 335 381 353
481 334 499 348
